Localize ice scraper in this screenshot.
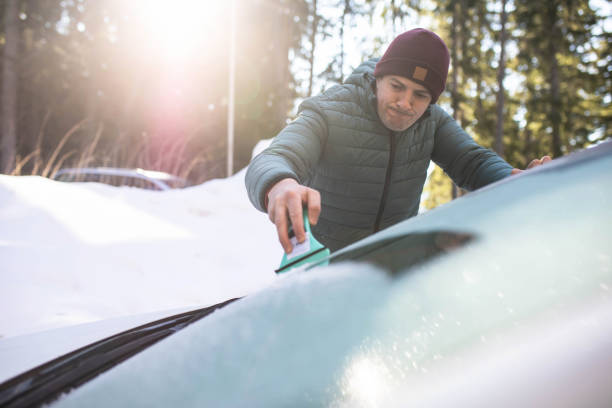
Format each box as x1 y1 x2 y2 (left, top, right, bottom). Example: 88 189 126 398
275 211 330 274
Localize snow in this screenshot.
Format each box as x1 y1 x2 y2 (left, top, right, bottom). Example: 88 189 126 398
0 140 279 340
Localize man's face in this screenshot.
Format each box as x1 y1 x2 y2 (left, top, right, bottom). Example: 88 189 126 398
375 75 432 132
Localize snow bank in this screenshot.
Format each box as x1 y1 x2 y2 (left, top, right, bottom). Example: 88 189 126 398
0 167 279 339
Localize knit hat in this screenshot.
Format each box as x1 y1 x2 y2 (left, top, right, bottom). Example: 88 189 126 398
374 28 450 103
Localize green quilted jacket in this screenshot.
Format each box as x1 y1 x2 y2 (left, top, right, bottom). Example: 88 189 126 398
246 59 512 251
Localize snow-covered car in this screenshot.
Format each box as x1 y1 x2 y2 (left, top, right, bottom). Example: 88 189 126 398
52 167 189 191
2 141 612 407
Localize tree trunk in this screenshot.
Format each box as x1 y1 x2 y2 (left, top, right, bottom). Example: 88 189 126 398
547 3 562 157
494 0 507 157
274 2 292 129
339 0 350 83
450 0 461 199
450 1 461 124
475 6 485 123
307 0 318 97
1 0 20 174
390 0 397 36
549 58 561 157
458 0 469 129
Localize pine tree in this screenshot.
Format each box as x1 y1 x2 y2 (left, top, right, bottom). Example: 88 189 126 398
494 0 508 157
1 0 20 173
514 0 609 160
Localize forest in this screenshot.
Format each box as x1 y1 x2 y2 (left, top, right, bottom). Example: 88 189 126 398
1 0 610 207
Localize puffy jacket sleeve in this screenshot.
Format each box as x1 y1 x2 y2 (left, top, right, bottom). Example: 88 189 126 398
430 106 513 191
245 98 328 212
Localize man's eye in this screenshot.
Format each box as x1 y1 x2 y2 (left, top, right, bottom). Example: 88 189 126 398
416 93 429 99
391 84 402 90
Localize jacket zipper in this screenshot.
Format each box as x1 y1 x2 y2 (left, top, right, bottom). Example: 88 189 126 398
374 131 396 232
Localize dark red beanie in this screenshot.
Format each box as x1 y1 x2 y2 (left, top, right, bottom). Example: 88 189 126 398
374 28 450 103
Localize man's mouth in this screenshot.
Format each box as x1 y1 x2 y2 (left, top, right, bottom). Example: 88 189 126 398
389 106 413 117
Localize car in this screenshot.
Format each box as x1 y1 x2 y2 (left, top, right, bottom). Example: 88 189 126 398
2 140 611 407
52 167 189 191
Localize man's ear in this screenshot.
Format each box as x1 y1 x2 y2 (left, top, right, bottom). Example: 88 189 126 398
373 76 382 94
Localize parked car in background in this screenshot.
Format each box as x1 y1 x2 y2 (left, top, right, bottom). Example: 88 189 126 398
3 141 611 407
52 167 189 191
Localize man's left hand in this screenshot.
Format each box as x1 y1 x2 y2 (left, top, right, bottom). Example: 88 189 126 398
511 156 552 175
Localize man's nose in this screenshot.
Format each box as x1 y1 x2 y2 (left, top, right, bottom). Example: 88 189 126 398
397 90 414 110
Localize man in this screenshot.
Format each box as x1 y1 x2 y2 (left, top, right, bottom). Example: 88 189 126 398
246 28 550 254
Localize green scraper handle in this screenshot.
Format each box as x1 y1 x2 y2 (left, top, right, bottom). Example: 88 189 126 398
275 211 330 274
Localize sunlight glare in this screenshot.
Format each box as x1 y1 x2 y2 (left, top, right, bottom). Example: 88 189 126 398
340 355 391 407
134 0 227 62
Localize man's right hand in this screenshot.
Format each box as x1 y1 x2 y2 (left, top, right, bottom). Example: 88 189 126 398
266 178 321 254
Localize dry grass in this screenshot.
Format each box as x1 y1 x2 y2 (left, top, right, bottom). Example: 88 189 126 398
9 118 226 185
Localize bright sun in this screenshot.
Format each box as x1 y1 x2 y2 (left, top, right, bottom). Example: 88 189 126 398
130 0 228 62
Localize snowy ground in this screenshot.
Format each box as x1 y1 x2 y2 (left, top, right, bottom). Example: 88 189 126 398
0 143 280 340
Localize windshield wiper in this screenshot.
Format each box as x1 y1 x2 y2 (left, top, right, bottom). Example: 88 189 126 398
0 298 238 407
